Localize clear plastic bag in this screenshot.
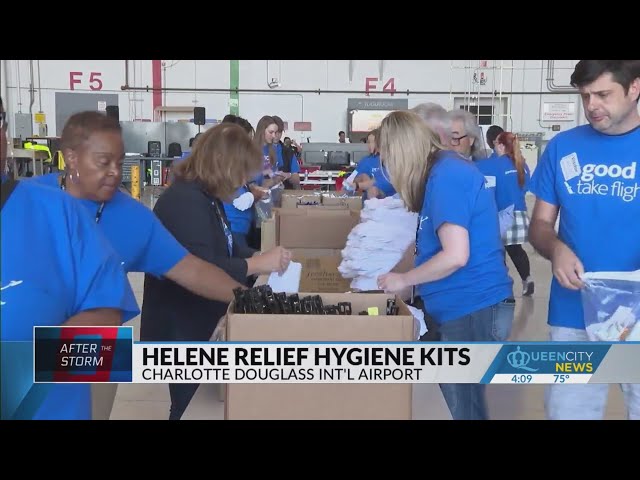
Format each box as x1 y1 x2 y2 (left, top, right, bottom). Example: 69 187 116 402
581 270 640 341
255 198 272 222
269 184 284 208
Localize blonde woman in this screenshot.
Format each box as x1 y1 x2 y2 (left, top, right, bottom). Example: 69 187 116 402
377 111 514 421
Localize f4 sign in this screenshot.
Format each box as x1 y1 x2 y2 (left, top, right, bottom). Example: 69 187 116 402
365 77 397 96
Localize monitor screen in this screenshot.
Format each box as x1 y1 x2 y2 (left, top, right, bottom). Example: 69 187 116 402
350 109 393 133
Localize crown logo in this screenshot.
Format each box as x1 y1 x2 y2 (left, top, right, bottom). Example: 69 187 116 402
507 346 539 372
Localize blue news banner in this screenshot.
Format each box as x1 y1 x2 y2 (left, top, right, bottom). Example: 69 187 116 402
28 327 640 385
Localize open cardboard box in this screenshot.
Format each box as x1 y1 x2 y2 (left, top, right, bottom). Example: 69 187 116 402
277 208 361 249
279 191 362 211
224 292 416 420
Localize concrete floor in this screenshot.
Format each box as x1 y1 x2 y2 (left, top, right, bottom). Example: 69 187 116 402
107 195 627 420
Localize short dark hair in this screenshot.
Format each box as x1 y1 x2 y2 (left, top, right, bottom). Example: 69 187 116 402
338 130 345 136
486 125 504 149
571 60 640 102
61 111 122 152
222 114 254 135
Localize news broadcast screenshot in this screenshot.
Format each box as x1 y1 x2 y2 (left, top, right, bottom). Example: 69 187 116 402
2 59 639 422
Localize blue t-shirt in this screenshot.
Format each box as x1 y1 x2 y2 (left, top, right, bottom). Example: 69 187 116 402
1 180 140 420
356 154 396 200
476 154 531 211
222 171 264 235
529 124 640 329
224 186 253 235
416 152 513 323
33 174 188 276
274 142 300 174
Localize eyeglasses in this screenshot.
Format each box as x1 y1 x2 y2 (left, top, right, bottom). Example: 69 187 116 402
0 112 7 130
450 135 468 146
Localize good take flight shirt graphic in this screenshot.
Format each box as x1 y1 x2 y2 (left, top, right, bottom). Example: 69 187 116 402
561 152 638 203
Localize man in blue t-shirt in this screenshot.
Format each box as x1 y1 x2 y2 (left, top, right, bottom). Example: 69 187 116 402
529 60 640 420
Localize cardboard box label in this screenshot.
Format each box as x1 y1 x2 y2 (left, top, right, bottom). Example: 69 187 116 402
298 256 351 293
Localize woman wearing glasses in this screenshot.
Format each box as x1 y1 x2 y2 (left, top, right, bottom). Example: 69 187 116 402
447 109 487 161
376 111 514 421
1 97 139 420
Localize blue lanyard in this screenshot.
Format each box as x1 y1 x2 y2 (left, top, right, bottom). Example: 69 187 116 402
212 200 233 258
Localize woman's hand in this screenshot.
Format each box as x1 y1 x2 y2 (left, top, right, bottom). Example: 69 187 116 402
249 184 269 201
257 246 292 275
368 186 383 199
377 272 408 293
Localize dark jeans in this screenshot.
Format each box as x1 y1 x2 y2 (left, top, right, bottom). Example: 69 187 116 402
437 299 515 420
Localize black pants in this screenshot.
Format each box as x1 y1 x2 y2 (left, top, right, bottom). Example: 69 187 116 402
169 384 200 420
505 244 530 281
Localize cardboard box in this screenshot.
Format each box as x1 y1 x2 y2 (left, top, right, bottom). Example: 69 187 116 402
280 193 322 209
224 293 415 420
279 192 362 211
321 194 362 210
256 254 351 294
278 208 361 249
261 217 277 252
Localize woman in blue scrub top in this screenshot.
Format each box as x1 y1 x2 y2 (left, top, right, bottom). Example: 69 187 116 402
32 111 248 304
376 111 514 421
1 97 139 420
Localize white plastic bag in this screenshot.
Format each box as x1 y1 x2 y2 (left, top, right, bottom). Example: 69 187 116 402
338 196 417 290
581 270 640 341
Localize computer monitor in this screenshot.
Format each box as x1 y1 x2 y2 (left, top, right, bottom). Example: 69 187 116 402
301 142 368 168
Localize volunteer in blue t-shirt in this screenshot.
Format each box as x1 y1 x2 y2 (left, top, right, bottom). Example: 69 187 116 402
476 131 534 296
529 60 640 421
485 125 504 161
376 111 514 421
272 116 301 189
1 96 140 420
350 129 396 203
255 115 290 189
220 114 269 252
32 111 248 304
